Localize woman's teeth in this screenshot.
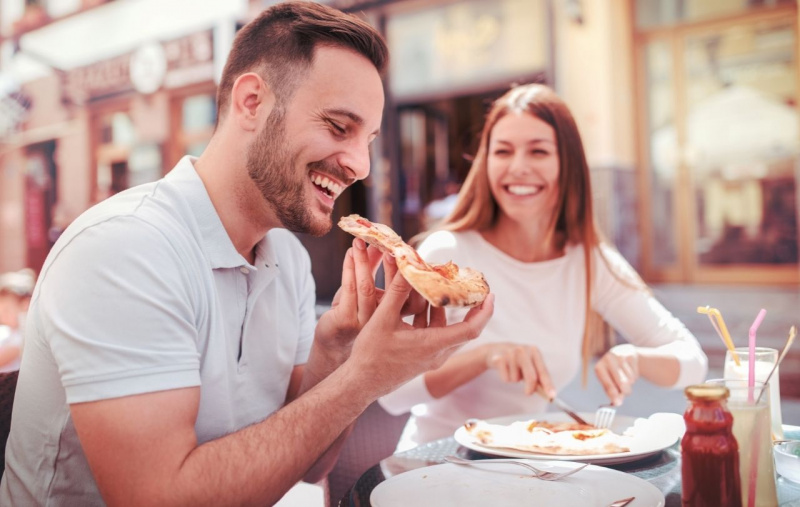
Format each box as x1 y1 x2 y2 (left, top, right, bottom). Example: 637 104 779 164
507 185 539 196
312 175 342 197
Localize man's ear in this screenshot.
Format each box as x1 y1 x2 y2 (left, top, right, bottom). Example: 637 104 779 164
229 73 276 132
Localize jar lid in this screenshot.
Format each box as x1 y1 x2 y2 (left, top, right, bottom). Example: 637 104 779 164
685 384 729 401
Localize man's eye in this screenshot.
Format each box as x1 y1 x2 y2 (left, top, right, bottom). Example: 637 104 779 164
330 122 346 135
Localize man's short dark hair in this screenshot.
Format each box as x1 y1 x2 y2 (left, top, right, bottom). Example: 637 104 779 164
216 1 388 124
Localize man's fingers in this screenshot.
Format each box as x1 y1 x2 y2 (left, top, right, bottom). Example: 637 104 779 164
367 246 384 278
429 305 446 327
382 254 398 286
352 239 377 323
412 307 428 329
401 292 429 317
337 248 357 315
419 294 494 351
375 270 413 316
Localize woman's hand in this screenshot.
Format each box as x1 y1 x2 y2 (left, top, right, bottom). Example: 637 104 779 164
483 343 555 398
595 344 640 406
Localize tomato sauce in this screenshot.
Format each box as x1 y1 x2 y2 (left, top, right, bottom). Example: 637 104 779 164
681 384 742 507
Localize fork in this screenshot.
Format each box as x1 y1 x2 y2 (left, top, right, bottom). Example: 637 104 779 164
444 455 588 481
594 404 617 429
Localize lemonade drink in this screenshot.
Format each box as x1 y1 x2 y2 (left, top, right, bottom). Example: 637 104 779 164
709 379 778 507
723 347 783 440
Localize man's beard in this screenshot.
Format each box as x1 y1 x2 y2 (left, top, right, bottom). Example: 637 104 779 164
246 107 332 236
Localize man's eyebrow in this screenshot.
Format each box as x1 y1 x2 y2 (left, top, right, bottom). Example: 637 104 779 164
324 108 381 137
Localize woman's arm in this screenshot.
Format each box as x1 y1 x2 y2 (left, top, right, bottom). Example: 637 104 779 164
592 245 708 403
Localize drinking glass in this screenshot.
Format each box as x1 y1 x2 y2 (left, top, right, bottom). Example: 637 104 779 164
707 379 777 507
723 346 783 439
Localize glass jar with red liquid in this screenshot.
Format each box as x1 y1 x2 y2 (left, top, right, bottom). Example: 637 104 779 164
681 384 742 507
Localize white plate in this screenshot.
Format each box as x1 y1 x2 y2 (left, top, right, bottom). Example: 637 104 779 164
370 461 665 507
453 412 684 465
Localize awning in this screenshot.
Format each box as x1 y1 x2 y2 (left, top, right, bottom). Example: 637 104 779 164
15 0 247 71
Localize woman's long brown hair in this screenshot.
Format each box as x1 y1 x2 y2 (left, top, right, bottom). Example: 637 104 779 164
423 83 605 384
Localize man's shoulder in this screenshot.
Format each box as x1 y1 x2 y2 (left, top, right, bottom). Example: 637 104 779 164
42 185 204 285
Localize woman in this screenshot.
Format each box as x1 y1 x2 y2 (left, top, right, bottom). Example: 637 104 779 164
379 84 707 450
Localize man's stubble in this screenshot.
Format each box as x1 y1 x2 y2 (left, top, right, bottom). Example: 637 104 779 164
246 107 332 237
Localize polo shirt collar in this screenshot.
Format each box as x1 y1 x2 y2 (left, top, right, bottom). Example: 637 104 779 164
166 156 254 270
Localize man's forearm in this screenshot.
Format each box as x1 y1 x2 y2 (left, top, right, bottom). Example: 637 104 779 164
294 341 357 482
173 361 373 506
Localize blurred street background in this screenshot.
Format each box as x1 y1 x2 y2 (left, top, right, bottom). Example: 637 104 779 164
2 0 799 401
2 1 799 503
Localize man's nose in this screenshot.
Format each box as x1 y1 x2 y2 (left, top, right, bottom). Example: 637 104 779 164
338 140 371 181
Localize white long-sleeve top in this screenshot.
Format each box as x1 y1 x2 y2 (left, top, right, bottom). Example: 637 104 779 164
379 230 707 449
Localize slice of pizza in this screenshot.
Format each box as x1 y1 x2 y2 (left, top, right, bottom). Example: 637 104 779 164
338 214 490 308
463 418 631 456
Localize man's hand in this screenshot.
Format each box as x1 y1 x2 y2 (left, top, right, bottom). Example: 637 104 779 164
594 343 640 406
313 238 383 369
312 238 433 375
483 343 555 398
345 264 495 399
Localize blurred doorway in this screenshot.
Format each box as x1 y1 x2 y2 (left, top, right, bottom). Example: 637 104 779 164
638 4 799 284
397 91 503 239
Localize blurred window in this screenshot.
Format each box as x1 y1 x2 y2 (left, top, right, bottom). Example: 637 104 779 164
636 0 796 29
644 40 678 268
686 19 798 266
638 1 799 283
169 90 216 167
181 94 216 133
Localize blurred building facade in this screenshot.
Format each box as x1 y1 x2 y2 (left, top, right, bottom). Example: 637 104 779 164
0 0 798 300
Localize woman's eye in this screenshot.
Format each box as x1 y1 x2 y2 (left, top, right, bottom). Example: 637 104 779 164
492 149 510 156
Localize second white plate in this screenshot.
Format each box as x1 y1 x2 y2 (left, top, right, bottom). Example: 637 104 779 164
370 461 665 507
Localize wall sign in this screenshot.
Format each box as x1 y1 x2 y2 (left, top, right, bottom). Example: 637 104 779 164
387 0 548 100
64 30 214 104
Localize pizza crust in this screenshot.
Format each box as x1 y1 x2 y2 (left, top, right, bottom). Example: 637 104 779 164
338 214 489 307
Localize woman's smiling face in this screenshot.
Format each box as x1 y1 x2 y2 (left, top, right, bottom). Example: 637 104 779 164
486 112 560 225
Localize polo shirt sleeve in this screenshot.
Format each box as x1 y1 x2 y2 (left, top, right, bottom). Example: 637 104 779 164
38 216 202 404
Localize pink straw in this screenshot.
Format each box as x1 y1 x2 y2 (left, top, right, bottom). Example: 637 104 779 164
748 309 766 401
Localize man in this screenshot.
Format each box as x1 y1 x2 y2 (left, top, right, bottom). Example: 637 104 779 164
0 2 494 505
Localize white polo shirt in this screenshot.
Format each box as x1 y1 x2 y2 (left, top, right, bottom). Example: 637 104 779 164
0 156 317 506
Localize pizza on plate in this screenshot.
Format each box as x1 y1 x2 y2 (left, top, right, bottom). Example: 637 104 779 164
338 214 489 307
463 418 631 456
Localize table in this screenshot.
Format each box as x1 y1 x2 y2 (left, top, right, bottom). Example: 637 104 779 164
343 425 800 506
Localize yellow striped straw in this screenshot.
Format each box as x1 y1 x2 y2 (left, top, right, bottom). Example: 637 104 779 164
697 306 741 366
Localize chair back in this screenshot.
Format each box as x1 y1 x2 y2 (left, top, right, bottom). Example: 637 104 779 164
0 370 19 479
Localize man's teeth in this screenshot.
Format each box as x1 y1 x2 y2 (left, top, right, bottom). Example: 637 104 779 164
507 185 540 196
312 175 343 196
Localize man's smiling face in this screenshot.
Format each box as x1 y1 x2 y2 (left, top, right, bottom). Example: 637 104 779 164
246 45 384 236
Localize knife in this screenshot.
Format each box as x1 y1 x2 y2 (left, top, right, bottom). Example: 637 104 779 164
536 386 590 425
608 497 635 507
